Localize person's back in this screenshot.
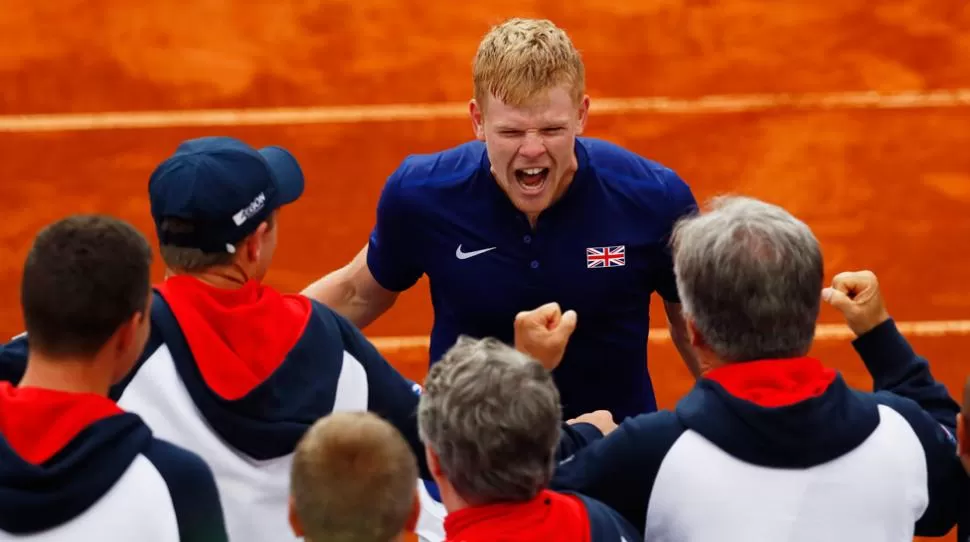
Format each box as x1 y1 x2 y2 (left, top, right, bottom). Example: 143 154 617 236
640 363 941 540
98 136 445 542
0 384 225 542
98 137 442 542
551 196 963 540
115 277 434 542
0 215 227 542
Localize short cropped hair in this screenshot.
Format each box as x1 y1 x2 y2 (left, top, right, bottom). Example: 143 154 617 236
21 215 153 358
473 18 585 109
290 412 418 542
417 336 561 505
158 212 275 272
671 195 824 362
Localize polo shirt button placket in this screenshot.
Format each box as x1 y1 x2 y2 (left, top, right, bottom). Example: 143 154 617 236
525 234 539 270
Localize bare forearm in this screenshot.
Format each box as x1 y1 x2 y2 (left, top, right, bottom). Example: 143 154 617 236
302 264 396 329
303 274 364 324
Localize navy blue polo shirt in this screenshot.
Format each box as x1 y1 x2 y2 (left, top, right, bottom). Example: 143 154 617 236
367 137 698 420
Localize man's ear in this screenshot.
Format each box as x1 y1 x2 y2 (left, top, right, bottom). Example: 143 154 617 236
288 495 304 537
576 94 590 134
687 318 707 349
425 446 445 478
109 312 140 358
469 99 485 141
242 221 270 264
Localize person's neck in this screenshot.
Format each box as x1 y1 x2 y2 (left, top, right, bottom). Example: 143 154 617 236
18 352 115 396
166 267 251 290
438 480 473 514
695 357 723 375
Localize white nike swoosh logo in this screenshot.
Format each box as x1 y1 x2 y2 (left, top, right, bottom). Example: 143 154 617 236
455 244 496 260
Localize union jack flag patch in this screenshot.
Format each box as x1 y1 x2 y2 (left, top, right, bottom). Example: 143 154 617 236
586 245 626 268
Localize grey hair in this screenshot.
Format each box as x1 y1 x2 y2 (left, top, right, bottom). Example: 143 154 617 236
671 195 823 362
417 336 561 505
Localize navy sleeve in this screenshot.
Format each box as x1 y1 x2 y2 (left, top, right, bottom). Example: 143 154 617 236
0 334 28 385
652 167 698 303
332 313 430 480
852 318 959 432
550 411 685 534
872 391 964 536
143 439 229 542
555 422 604 460
366 162 424 292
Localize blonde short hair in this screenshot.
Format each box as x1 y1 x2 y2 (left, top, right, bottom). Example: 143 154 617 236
290 412 418 542
473 18 585 109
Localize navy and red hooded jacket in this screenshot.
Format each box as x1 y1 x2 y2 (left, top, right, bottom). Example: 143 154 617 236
0 383 227 541
550 319 964 540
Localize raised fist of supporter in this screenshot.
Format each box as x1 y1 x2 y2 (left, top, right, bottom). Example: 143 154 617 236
567 410 618 436
821 270 891 337
514 302 578 371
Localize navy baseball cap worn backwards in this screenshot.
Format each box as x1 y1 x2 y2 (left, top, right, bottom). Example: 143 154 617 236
148 136 304 253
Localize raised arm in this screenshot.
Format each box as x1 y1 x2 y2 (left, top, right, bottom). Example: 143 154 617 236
302 245 400 329
302 163 424 329
822 270 959 430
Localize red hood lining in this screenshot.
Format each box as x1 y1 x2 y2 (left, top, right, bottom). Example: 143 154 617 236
703 357 837 407
0 382 123 465
156 276 312 400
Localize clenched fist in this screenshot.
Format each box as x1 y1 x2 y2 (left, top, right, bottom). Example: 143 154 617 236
821 270 891 337
567 410 618 436
514 302 578 371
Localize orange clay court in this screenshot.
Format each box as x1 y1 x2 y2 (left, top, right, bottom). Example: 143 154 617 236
1 2 969 540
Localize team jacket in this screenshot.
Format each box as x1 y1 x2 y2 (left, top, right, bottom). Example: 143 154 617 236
0 276 602 542
442 489 642 542
550 319 964 541
0 383 227 541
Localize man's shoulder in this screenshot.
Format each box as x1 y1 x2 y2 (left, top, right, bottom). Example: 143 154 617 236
143 436 216 482
581 137 680 185
376 140 486 220
863 389 958 445
579 137 696 218
391 140 486 190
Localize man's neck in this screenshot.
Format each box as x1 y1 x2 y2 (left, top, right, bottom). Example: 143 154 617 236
18 353 114 396
429 472 471 514
166 267 250 290
440 485 472 515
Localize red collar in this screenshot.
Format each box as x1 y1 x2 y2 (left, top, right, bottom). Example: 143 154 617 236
444 490 590 542
0 382 122 464
703 357 837 407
